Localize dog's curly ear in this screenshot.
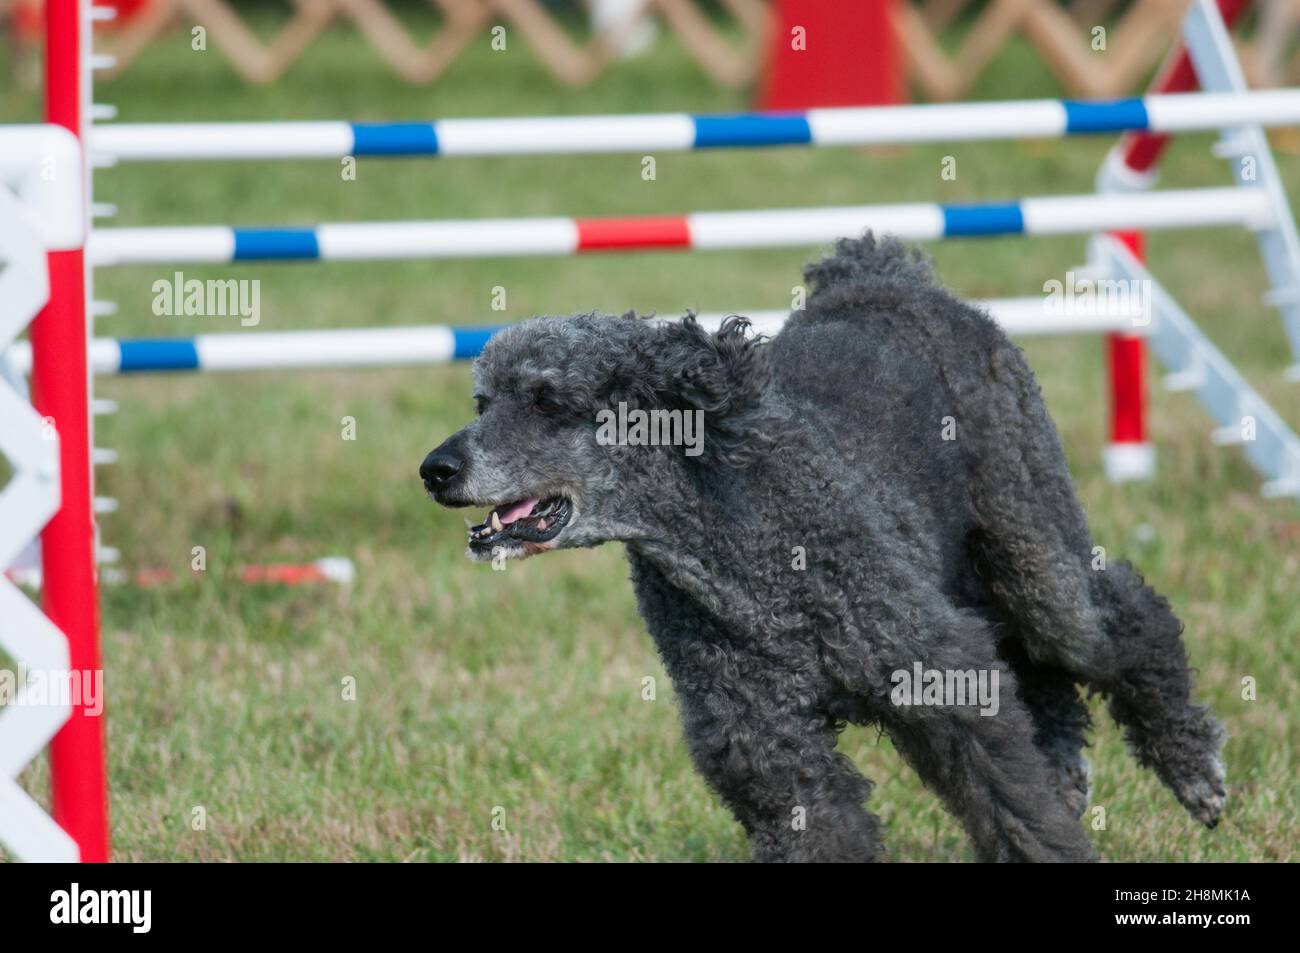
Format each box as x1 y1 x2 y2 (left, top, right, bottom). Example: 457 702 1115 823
653 314 789 468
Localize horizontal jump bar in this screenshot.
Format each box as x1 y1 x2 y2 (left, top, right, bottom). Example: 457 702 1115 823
0 302 1150 376
88 187 1274 265
89 90 1300 160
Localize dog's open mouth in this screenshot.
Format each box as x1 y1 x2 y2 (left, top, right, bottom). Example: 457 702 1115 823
467 496 572 551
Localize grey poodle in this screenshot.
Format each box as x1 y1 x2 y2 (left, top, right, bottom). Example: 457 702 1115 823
421 234 1226 862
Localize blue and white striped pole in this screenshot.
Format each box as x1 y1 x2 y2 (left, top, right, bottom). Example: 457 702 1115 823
0 301 1151 377
89 90 1300 161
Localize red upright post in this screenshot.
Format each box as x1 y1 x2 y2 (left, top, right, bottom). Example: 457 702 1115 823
1101 0 1250 482
33 0 109 863
1106 232 1149 474
1114 0 1251 180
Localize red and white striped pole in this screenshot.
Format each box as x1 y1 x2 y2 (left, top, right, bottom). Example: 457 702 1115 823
32 0 109 862
1102 0 1251 481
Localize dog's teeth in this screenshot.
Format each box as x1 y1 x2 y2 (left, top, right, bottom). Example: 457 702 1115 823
537 518 548 531
490 512 503 532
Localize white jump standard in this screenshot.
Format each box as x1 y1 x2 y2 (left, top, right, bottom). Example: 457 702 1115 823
0 122 90 863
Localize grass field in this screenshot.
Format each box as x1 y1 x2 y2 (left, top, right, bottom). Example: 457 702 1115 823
3 12 1298 862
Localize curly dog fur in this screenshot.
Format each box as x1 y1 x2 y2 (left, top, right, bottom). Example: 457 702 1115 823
422 234 1226 862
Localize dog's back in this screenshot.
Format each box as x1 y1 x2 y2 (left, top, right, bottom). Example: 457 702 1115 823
771 236 1226 833
770 233 1090 556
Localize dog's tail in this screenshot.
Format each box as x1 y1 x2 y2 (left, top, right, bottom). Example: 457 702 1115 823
789 230 1006 367
792 232 999 337
802 233 941 297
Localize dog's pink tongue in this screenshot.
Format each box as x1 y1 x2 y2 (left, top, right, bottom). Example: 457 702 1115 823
495 498 539 525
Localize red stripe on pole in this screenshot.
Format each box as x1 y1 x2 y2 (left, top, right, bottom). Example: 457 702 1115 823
39 0 110 863
575 216 691 251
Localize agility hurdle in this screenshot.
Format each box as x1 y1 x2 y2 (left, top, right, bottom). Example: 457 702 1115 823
74 0 1300 492
0 299 1153 379
88 187 1273 266
1091 0 1300 477
56 0 1300 493
71 1 1300 499
89 89 1300 161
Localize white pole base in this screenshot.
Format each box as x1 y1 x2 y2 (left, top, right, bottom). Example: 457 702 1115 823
1104 442 1156 483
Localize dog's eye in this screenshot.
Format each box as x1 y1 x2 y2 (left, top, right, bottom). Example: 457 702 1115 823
474 394 490 415
533 386 565 415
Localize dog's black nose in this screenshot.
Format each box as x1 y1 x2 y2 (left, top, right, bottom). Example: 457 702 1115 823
420 449 463 486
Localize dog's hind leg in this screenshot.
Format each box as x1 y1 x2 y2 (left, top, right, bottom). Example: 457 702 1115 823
999 638 1092 820
878 639 1092 852
1089 562 1226 826
958 341 1225 826
878 634 1092 858
884 707 1094 862
824 587 1094 860
970 488 1226 827
974 524 1226 827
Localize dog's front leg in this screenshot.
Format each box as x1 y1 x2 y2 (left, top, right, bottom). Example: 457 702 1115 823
628 548 881 861
672 678 884 863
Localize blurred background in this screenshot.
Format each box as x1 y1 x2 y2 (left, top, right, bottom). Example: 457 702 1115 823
1 1 1297 861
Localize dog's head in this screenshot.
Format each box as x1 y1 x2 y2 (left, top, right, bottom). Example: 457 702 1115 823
421 312 784 563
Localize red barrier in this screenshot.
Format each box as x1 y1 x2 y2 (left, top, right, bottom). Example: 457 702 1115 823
758 0 902 109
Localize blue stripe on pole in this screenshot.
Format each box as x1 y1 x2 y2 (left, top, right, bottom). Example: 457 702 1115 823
692 114 813 148
1062 98 1149 134
941 202 1026 237
350 122 441 156
452 326 504 359
117 338 200 373
232 228 320 260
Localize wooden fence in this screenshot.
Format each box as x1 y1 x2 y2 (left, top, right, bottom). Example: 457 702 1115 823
3 0 1298 95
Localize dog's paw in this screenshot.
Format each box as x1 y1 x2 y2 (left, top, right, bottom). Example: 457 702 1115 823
1057 754 1092 821
1154 709 1227 828
1171 752 1226 829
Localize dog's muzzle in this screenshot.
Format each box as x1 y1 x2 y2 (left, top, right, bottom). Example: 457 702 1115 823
421 433 470 501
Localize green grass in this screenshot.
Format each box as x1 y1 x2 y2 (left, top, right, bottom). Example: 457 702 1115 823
2 15 1298 861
